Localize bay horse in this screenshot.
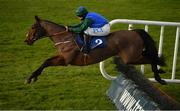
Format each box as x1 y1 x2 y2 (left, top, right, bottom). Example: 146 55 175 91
24 16 166 85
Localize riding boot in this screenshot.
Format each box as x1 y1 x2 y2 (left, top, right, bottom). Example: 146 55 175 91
82 34 90 54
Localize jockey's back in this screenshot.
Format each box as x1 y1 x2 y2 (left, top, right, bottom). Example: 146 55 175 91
86 12 108 28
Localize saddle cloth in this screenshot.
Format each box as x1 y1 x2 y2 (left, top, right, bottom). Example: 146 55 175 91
75 34 107 50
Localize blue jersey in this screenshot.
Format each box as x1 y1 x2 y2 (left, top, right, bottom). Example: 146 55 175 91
85 12 108 28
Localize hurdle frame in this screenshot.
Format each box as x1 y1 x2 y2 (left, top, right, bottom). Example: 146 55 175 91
100 19 180 83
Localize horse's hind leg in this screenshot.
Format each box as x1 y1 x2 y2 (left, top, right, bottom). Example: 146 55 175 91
25 55 66 84
151 63 167 85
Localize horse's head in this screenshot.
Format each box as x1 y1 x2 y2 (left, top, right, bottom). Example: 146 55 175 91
25 16 46 45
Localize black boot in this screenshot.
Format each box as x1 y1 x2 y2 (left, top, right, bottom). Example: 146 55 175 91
82 34 90 54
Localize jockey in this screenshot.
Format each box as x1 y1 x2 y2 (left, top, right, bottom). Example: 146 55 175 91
67 6 110 54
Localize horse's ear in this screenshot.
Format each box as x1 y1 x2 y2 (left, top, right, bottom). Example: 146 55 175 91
35 15 41 22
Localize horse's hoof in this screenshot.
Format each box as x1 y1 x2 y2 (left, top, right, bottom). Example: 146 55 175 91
32 77 38 83
159 79 167 85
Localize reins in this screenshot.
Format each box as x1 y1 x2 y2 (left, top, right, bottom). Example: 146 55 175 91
48 29 72 47
49 25 69 37
49 30 68 37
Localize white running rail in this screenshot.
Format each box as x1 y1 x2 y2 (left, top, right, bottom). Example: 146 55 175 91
100 19 180 83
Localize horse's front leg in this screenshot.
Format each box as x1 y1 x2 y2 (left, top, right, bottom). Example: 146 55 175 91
25 55 66 84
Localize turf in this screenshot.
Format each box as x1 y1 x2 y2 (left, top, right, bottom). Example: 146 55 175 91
0 0 180 110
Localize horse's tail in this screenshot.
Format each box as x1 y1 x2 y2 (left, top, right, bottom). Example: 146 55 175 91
133 29 166 66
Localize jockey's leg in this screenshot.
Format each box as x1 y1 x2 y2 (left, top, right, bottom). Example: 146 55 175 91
25 55 66 84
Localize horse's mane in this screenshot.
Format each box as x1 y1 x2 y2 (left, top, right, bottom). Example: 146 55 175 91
42 19 65 29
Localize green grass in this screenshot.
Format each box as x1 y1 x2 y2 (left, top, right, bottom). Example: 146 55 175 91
0 0 180 110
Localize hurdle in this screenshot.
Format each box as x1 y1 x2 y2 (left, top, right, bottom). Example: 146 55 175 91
107 58 180 110
100 19 180 83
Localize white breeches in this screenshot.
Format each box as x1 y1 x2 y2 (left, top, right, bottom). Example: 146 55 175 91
84 24 110 36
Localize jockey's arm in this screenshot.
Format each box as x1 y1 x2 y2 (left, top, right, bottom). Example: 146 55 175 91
69 18 93 33
69 22 83 28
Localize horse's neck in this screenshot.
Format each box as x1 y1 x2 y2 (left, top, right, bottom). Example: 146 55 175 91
41 21 65 35
40 21 74 43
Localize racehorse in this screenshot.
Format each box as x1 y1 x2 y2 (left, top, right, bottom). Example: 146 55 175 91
24 16 166 85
